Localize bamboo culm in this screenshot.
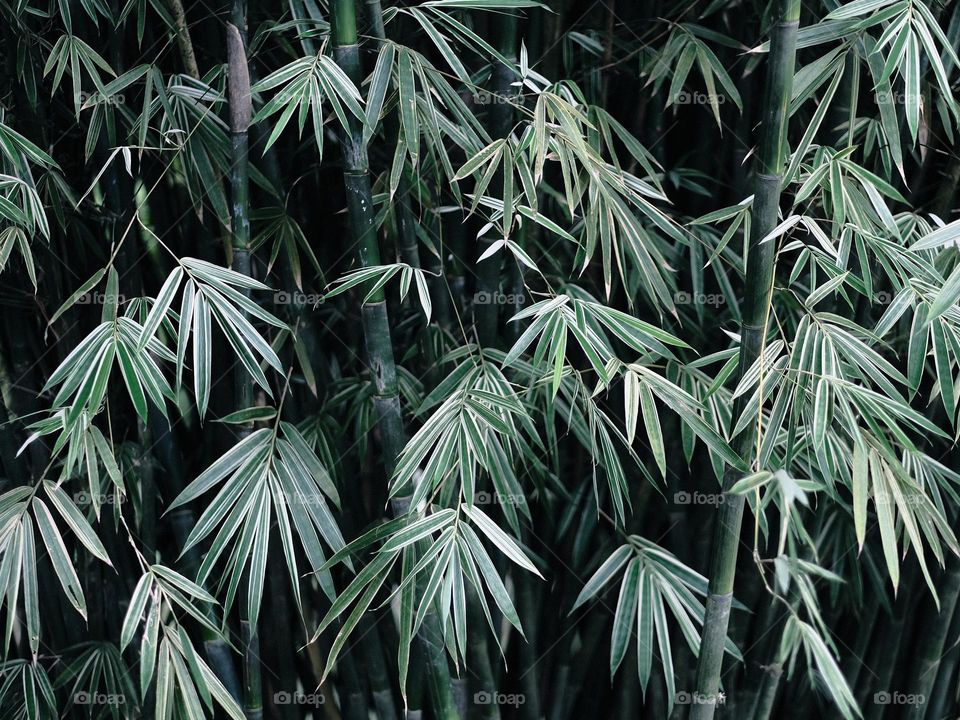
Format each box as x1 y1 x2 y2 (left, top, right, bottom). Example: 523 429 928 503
690 3 801 718
331 2 460 718
227 6 263 718
903 561 960 720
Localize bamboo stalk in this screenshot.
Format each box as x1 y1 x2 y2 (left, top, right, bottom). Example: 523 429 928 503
363 6 505 697
164 0 200 79
264 543 298 720
922 588 960 720
903 561 960 720
690 3 801 718
862 595 911 720
331 0 407 475
357 616 400 719
750 661 783 720
145 407 242 699
330 3 459 718
226 6 264 718
839 593 879 696
362 0 434 381
1 329 73 652
363 1 421 273
336 644 371 720
515 572 541 720
467 583 501 720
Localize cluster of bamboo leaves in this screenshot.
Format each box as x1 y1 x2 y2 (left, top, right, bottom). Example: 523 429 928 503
2 0 960 718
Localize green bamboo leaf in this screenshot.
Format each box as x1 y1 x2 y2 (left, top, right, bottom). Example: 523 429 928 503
33 499 86 619
364 43 396 142
931 319 955 421
22 517 39 654
121 573 153 651
728 470 774 495
380 509 456 553
852 439 868 550
48 268 107 325
929 264 960 321
141 600 160 695
216 406 277 424
610 558 641 675
153 565 218 603
193 292 212 418
42 481 111 565
138 266 184 350
825 0 898 21
461 524 524 634
463 505 541 576
572 544 632 611
167 429 270 512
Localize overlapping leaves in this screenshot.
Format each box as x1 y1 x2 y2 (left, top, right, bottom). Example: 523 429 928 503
573 536 741 715
120 567 244 720
315 503 541 701
137 257 286 417
0 482 111 655
167 418 344 625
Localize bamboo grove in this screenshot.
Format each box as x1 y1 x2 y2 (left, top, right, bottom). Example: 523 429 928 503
4 0 960 718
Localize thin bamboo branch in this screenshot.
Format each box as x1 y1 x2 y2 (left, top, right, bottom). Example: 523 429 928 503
165 0 200 79
474 11 518 348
